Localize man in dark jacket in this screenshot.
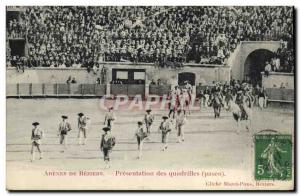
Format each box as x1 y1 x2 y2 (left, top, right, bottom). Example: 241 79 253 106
100 127 115 169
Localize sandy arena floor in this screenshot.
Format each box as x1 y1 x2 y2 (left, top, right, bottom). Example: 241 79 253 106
6 98 294 190
7 98 294 169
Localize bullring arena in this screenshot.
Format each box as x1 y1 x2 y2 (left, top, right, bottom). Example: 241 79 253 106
6 6 294 190
6 98 294 189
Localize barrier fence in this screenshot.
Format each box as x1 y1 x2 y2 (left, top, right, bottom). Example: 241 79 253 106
149 85 171 96
7 83 106 97
195 86 294 103
6 83 294 103
265 88 294 103
111 84 145 97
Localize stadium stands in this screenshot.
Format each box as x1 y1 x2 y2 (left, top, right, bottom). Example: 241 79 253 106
6 6 294 71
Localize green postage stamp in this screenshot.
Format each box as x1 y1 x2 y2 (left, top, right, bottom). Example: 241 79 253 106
255 134 292 180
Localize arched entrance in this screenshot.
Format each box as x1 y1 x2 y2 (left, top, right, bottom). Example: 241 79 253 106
178 72 196 86
244 49 274 85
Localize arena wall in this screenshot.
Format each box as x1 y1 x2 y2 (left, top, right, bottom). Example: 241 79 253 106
262 72 294 89
229 41 281 80
6 63 231 85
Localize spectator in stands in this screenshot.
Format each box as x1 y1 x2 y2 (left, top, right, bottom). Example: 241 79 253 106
71 77 77 84
93 64 99 75
12 55 24 73
280 83 286 89
115 78 123 84
150 79 156 85
66 76 72 84
6 6 294 71
59 61 66 68
157 79 162 85
264 61 272 77
96 77 101 84
11 56 17 67
6 56 12 67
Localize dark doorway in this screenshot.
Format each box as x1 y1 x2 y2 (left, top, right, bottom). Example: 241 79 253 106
244 49 274 85
178 72 196 86
9 39 25 57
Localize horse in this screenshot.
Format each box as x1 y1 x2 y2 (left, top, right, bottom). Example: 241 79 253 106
209 94 224 118
226 99 253 134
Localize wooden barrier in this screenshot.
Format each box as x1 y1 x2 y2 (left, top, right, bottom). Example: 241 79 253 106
95 84 106 96
83 84 95 95
44 84 56 96
7 84 293 103
70 84 82 95
111 84 127 96
149 85 171 96
111 84 145 97
57 83 69 95
6 83 105 97
31 84 43 96
266 88 294 103
6 84 18 96
128 84 145 97
18 83 31 96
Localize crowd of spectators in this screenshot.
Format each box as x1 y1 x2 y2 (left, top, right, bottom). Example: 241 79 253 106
7 18 26 39
6 6 294 70
264 41 294 75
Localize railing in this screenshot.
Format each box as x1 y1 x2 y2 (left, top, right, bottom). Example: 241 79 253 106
196 85 294 103
6 83 106 97
265 88 294 103
149 85 171 96
6 83 294 103
110 84 145 97
6 61 227 70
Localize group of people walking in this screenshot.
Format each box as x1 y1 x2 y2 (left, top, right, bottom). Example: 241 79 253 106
29 102 188 168
30 80 267 168
30 112 89 162
135 107 187 160
197 81 268 118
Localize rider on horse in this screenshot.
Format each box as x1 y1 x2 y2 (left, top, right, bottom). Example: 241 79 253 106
235 87 252 120
212 89 223 105
223 87 233 107
210 90 224 118
235 90 247 119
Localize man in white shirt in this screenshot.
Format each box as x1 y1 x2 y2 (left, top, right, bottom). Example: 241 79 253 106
264 61 272 77
58 115 72 151
104 107 116 129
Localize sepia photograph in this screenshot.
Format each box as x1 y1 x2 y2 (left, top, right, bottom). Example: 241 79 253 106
5 3 295 191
